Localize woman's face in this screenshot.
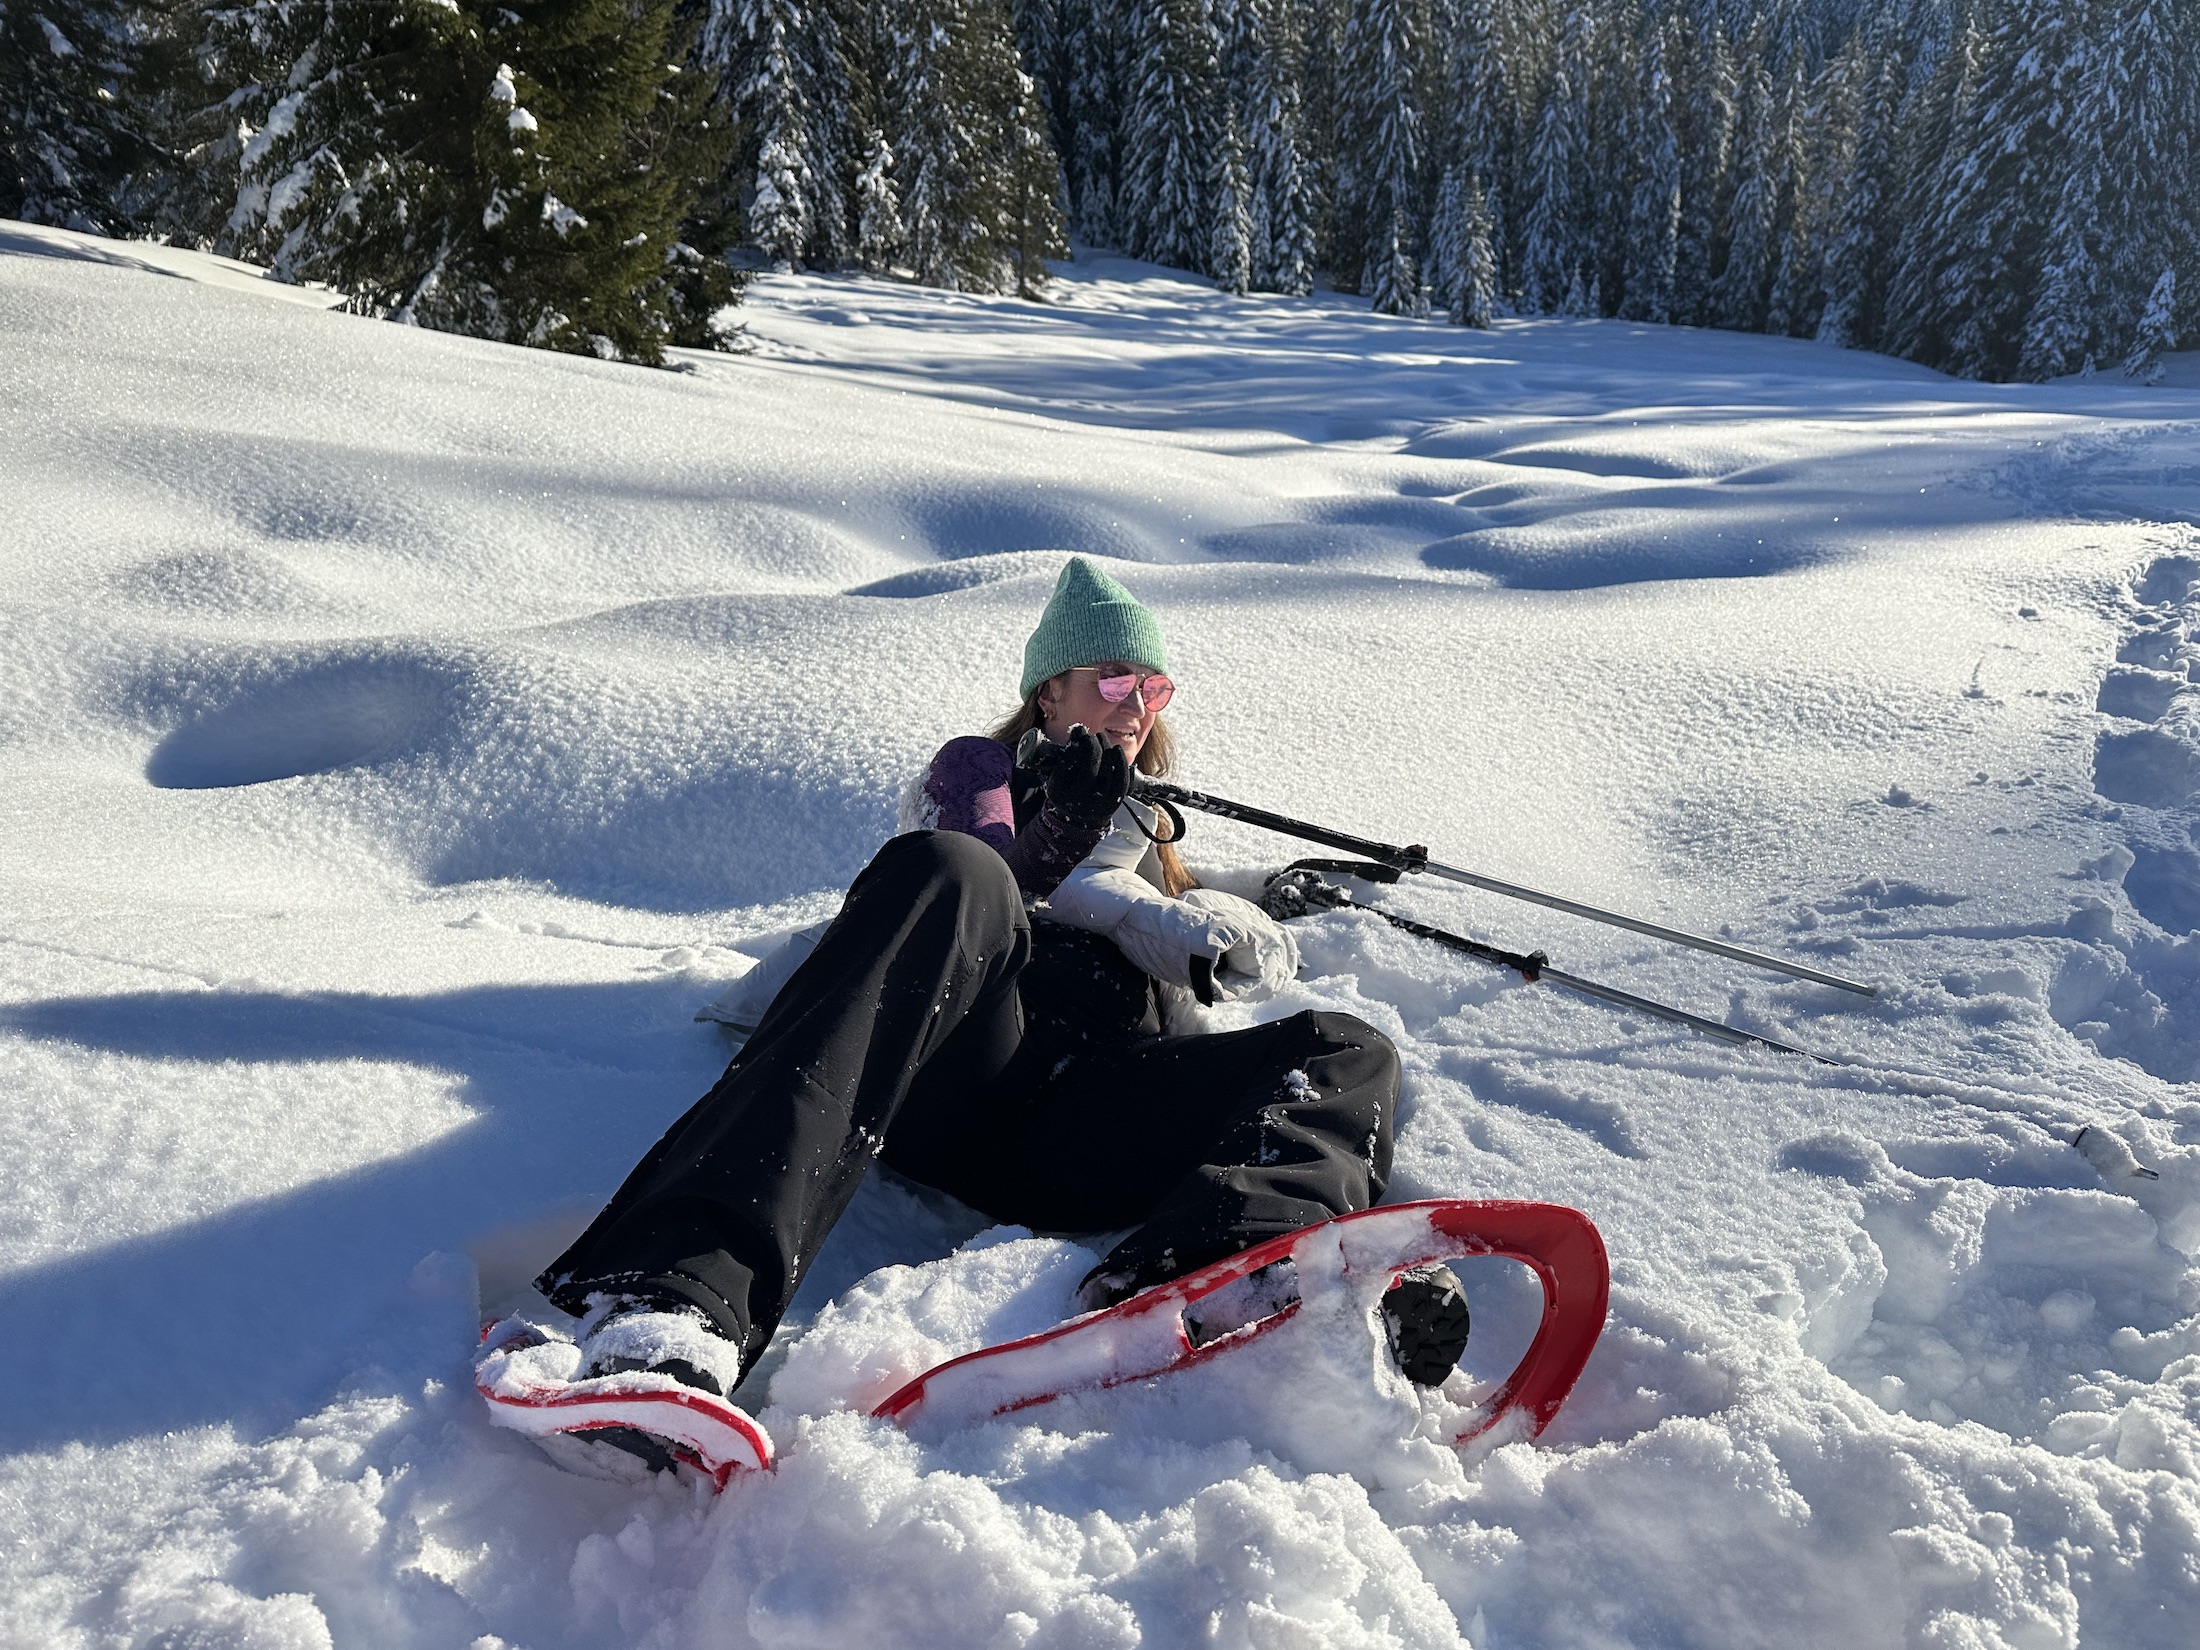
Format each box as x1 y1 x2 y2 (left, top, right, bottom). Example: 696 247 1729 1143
1037 660 1164 761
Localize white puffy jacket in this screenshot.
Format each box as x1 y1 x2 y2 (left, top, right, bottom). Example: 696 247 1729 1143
1041 796 1298 1005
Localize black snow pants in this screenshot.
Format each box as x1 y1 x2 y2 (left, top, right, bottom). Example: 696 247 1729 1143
538 829 1400 1367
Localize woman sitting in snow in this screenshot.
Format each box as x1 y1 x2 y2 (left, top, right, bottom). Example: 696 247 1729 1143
531 558 1461 1457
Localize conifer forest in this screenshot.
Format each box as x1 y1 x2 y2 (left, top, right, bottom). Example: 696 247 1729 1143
3 0 2192 379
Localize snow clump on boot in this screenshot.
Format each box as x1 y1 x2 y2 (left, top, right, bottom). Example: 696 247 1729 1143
579 1301 748 1396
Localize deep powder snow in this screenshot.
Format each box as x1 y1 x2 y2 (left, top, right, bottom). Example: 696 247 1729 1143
2 220 2198 1649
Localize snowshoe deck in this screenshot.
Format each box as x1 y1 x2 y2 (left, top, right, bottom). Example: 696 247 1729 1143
874 1198 1608 1446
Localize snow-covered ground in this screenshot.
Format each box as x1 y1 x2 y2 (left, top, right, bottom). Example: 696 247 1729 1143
4 220 2198 1648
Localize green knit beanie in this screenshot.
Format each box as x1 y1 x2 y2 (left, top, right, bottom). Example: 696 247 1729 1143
1020 557 1169 698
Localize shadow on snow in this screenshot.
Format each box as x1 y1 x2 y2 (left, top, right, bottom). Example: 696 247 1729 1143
0 979 732 1453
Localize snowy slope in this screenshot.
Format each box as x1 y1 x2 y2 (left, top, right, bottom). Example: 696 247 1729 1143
2 224 2197 1649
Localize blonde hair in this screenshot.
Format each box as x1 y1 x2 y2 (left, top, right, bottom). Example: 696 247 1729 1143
989 684 1197 897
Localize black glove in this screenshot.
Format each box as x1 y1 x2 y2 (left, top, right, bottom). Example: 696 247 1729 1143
1039 724 1131 830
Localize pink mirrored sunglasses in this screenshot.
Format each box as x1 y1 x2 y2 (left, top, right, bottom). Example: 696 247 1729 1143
1078 667 1175 713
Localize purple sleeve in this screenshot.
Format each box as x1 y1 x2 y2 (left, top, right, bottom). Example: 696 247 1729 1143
922 736 1106 899
923 736 1018 850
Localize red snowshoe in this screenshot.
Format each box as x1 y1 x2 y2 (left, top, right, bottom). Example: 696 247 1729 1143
875 1198 1608 1447
476 1198 1607 1491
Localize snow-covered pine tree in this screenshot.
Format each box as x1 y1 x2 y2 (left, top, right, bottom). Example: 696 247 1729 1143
1368 201 1418 313
1004 57 1069 296
1425 0 1504 311
1561 261 1590 313
854 126 904 270
1881 1 2059 376
1208 96 1255 293
703 0 860 269
1878 3 1989 368
1669 9 1736 327
455 0 737 359
1428 159 1461 311
1453 171 1496 324
1519 0 1593 314
188 0 734 362
1010 0 1067 158
1295 0 1344 258
1260 54 1320 293
1579 0 1638 314
1935 0 2092 377
1763 59 1824 337
888 0 1063 291
1439 0 1504 194
2017 194 2099 379
1118 0 1217 272
1481 170 1506 301
1222 0 1318 293
0 0 156 231
1711 20 1779 331
1256 137 1319 293
184 0 485 298
2123 268 2177 382
799 3 859 270
1617 9 1680 323
1060 0 1125 245
1489 0 1543 303
707 0 814 266
887 0 974 285
1009 0 1060 80
2061 0 2200 378
1213 0 1257 242
1005 0 1074 281
1434 166 1504 325
2017 29 2105 381
1335 0 1430 310
1814 33 1901 352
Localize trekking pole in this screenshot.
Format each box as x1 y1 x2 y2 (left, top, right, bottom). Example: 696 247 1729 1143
1265 865 1842 1065
1131 777 1877 998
